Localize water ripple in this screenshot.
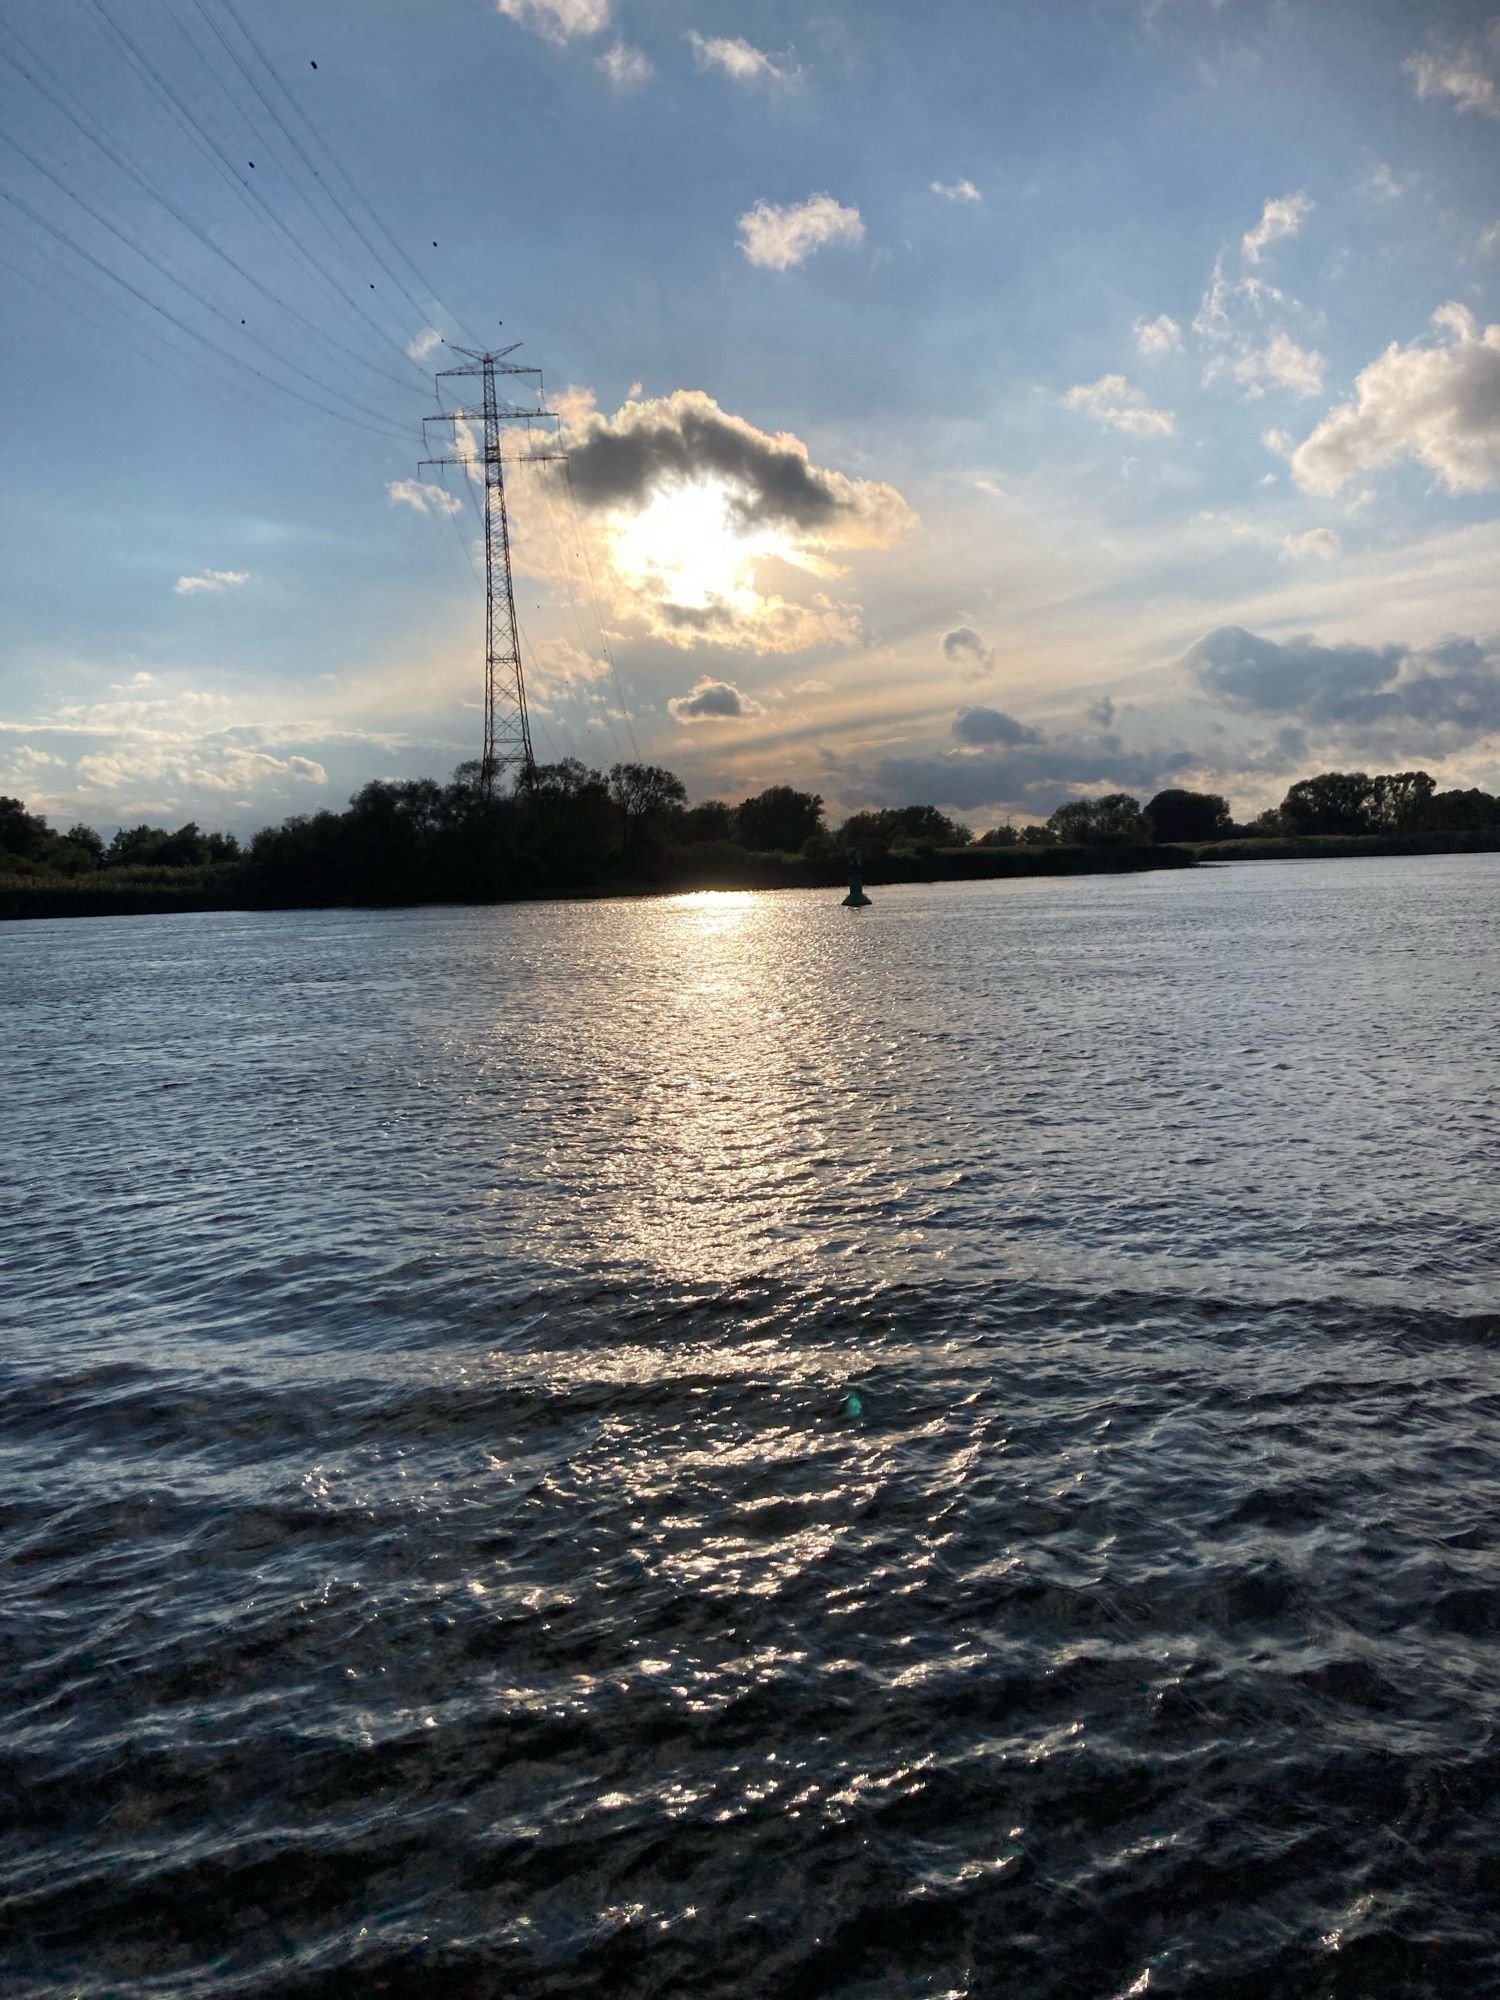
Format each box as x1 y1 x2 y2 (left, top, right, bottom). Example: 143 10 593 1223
4 861 1499 1995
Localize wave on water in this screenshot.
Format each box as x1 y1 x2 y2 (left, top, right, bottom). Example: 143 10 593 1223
5 1270 1500 1999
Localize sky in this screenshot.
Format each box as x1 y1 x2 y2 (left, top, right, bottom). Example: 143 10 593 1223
1 0 1498 836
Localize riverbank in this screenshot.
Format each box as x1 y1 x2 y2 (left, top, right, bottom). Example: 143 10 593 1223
1186 828 1500 863
0 841 1193 922
8 827 1498 922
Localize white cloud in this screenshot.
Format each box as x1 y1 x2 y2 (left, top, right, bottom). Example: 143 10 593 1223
1063 374 1175 438
930 178 981 203
526 635 612 699
496 0 609 44
1242 192 1313 264
1480 222 1500 256
1194 263 1287 345
1194 255 1321 400
685 31 796 85
1228 329 1325 398
1262 427 1294 457
598 41 652 86
387 478 464 517
1282 528 1341 561
1405 27 1500 118
174 570 249 596
183 751 329 791
668 678 765 723
794 679 832 694
737 193 864 270
407 326 444 362
1133 313 1182 360
1291 304 1500 496
1362 162 1408 202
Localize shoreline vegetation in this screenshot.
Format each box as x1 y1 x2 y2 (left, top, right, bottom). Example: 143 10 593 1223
3 764 1498 924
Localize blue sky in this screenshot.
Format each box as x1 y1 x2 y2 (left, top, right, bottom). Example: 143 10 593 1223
1 0 1497 833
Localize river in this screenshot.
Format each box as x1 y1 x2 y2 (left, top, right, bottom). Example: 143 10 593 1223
4 854 1498 1997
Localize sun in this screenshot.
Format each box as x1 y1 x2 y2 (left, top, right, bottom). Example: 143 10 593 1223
609 478 795 612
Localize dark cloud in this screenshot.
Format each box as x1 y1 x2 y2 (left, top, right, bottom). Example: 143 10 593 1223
1185 625 1402 720
1088 695 1116 729
1185 624 1500 736
953 705 1042 747
829 736 1197 814
561 390 914 546
668 677 764 723
941 625 996 680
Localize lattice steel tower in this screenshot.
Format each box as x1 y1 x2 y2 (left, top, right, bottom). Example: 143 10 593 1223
421 344 558 794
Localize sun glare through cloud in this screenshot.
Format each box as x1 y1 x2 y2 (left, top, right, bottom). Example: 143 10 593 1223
609 479 797 613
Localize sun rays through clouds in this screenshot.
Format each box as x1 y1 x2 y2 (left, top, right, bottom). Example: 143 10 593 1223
514 389 916 655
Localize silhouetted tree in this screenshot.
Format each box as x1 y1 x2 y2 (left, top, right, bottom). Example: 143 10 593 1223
1047 793 1145 844
520 760 618 883
1367 771 1436 833
1144 788 1231 842
838 805 971 853
608 762 687 850
64 824 105 863
736 785 824 851
102 820 238 868
679 800 734 843
1426 787 1498 831
1279 772 1373 835
975 824 1018 847
0 797 54 859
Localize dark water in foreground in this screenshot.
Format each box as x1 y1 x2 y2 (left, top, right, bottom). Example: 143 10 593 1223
4 856 1499 1999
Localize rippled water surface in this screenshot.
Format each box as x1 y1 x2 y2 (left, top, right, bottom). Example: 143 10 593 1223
5 856 1500 1999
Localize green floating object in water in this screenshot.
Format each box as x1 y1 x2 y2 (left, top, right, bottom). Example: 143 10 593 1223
842 849 871 908
844 1392 864 1418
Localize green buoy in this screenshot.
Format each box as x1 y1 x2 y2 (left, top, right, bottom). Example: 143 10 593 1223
842 847 871 908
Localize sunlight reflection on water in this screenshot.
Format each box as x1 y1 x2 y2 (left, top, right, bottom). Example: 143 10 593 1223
4 856 1499 1999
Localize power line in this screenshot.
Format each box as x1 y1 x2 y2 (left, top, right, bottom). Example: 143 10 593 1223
515 457 631 769
185 0 475 350
162 0 418 350
0 125 414 440
0 126 412 442
210 0 481 348
0 17 430 404
0 224 395 483
562 457 641 762
79 0 425 378
0 178 415 447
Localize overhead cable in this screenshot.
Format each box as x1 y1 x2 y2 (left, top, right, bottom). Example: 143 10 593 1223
210 0 483 348
79 0 424 377
0 23 428 405
0 127 413 440
0 180 416 446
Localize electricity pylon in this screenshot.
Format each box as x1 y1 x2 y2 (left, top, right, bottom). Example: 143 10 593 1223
421 343 559 795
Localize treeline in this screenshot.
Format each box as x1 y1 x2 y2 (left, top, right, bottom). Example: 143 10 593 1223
238 766 1054 902
1246 770 1498 839
964 772 1500 849
0 797 240 876
4 761 1497 918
